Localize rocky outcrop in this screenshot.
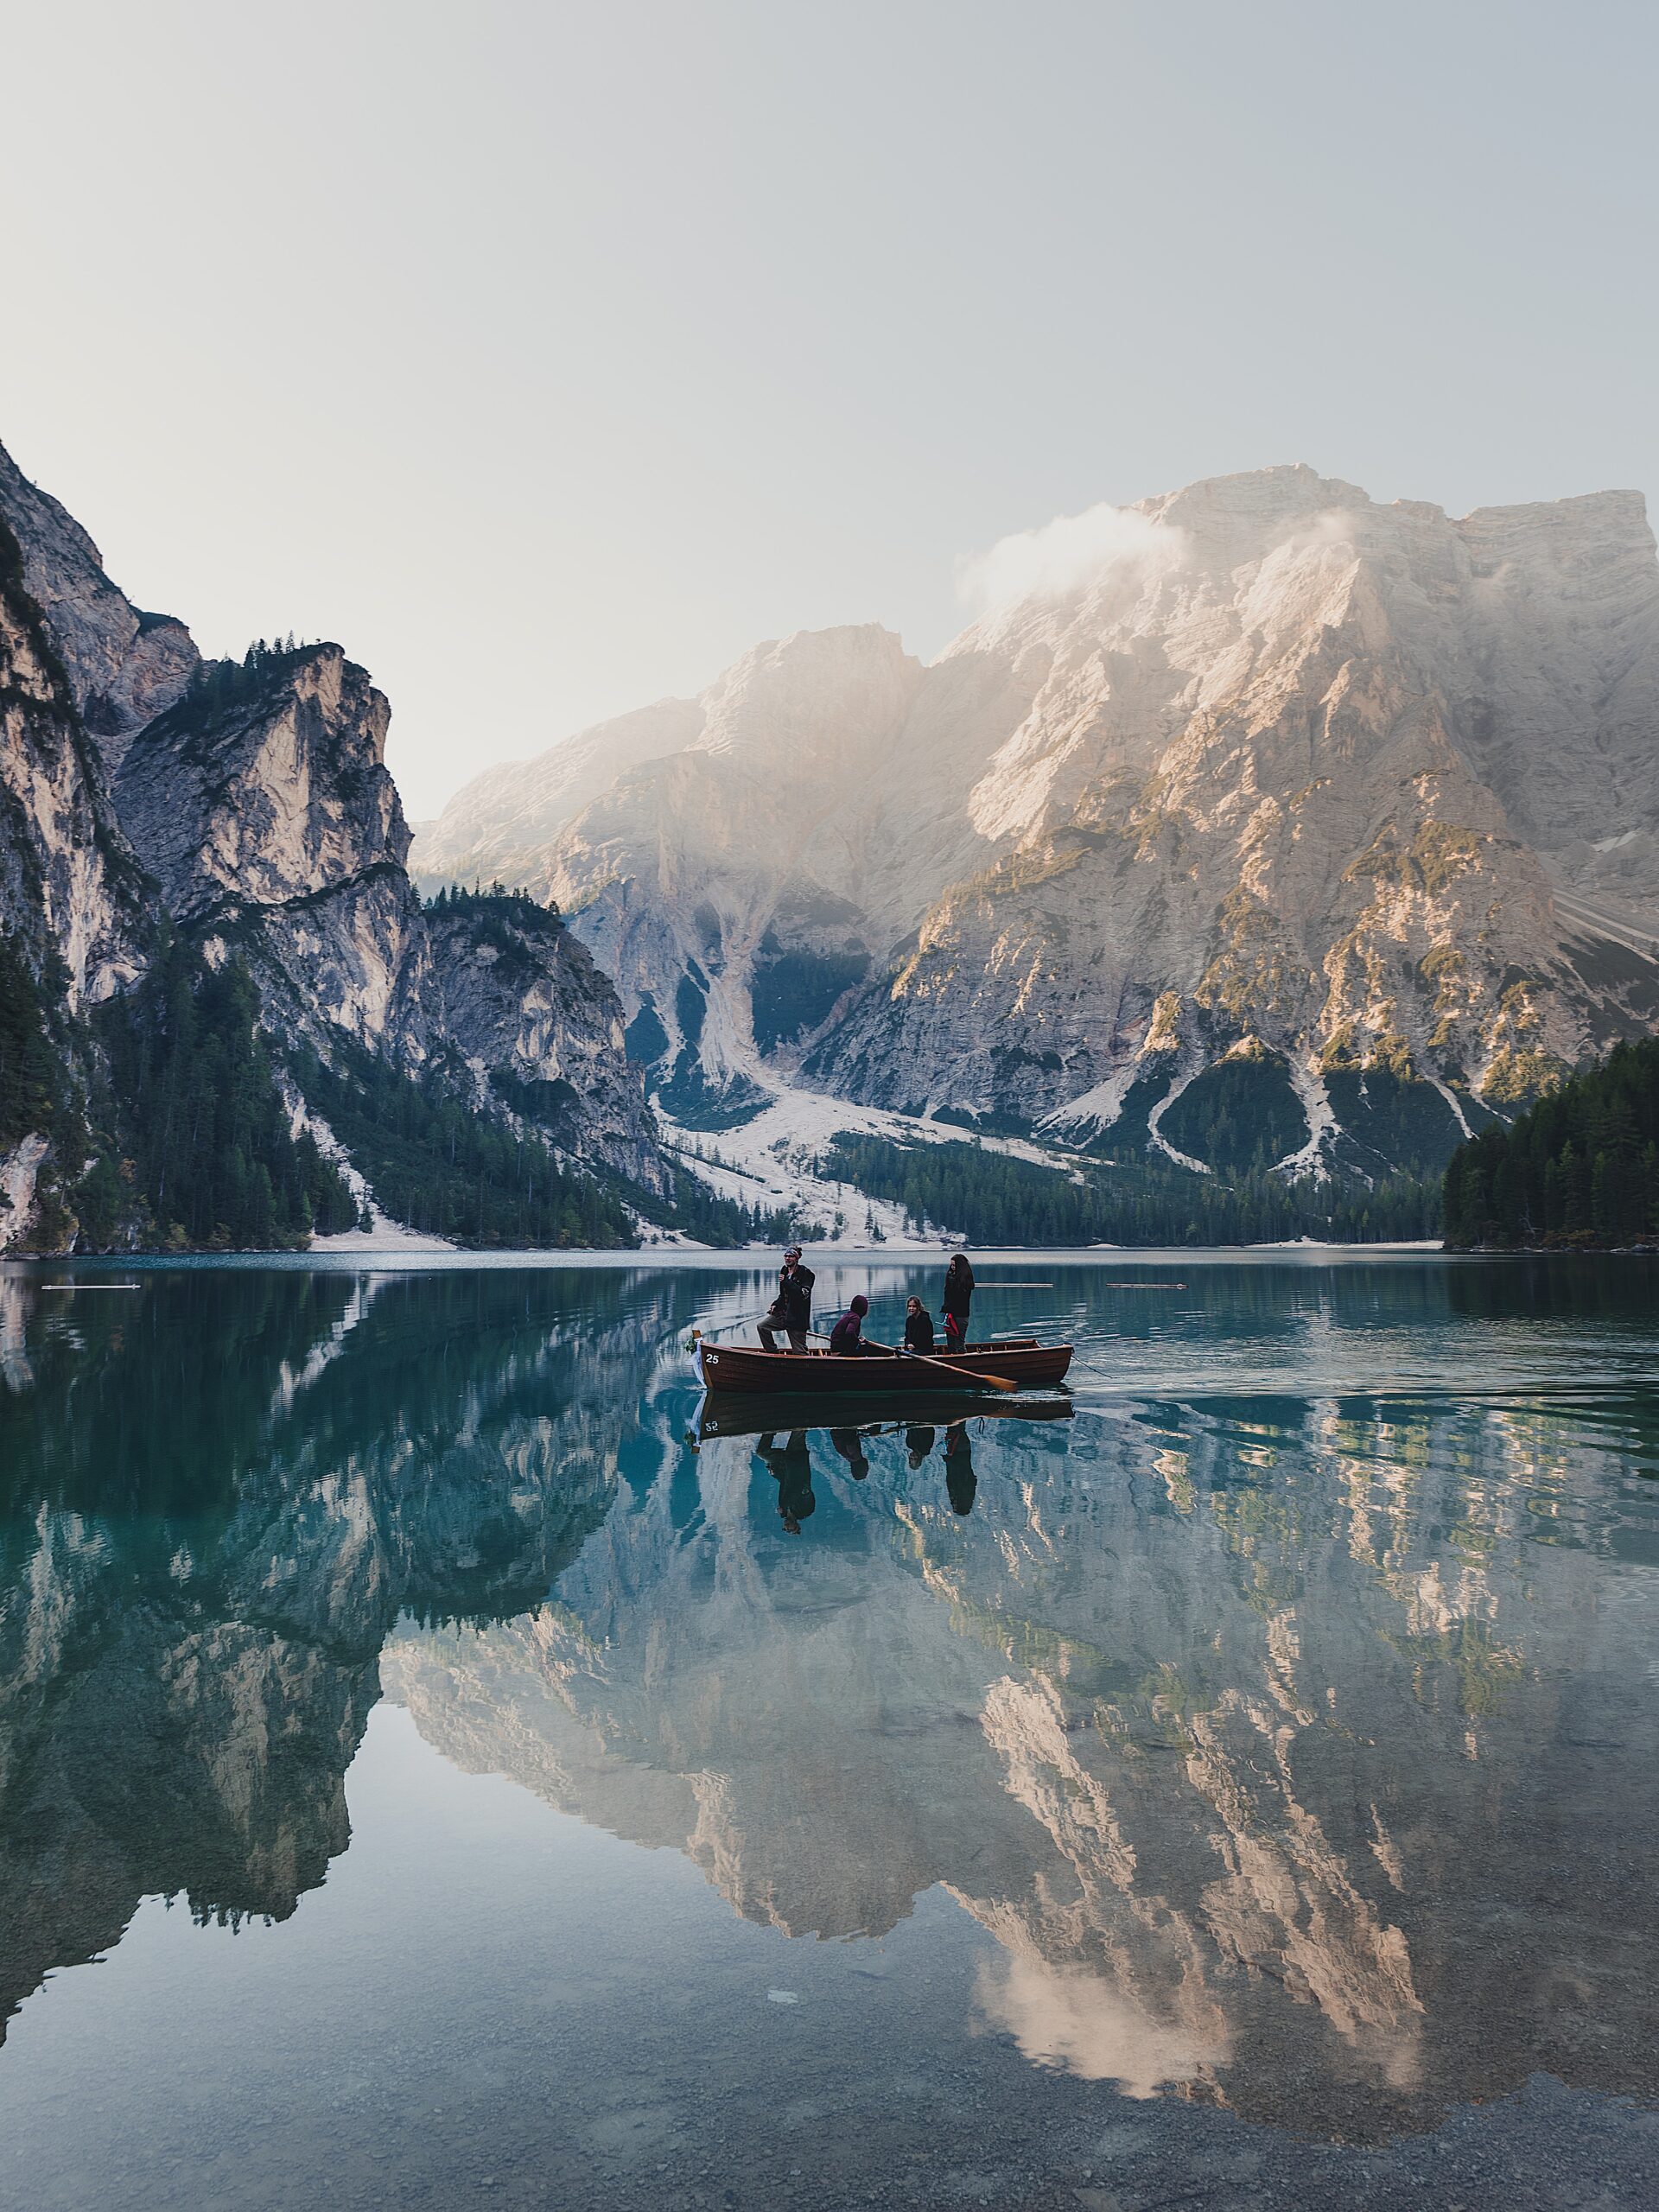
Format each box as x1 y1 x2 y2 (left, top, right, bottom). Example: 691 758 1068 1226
115 641 442 1059
0 513 149 1006
1 505 155 1251
426 893 663 1187
0 441 197 770
0 439 673 1233
113 645 666 1177
415 466 1659 1174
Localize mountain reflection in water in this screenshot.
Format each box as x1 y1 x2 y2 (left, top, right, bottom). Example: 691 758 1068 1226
3 1256 1659 2156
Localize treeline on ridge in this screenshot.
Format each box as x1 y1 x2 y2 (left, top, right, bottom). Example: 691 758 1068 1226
1442 1035 1659 1249
822 1132 1441 1247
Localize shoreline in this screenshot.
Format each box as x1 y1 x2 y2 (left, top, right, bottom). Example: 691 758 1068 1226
5 1241 1597 1276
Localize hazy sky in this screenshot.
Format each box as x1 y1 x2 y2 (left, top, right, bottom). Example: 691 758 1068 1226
4 1 1656 815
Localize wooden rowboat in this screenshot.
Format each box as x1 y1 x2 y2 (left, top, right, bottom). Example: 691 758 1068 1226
694 1336 1073 1396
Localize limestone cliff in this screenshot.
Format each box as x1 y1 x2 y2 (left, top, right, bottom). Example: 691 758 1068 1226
115 640 442 1058
415 466 1659 1174
425 891 662 1188
0 513 149 1006
0 508 153 1249
0 442 196 770
0 439 672 1241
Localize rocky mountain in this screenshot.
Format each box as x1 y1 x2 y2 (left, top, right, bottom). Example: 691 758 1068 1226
117 640 439 1057
0 442 197 769
415 467 1659 1180
424 888 659 1187
0 510 149 1007
1 504 155 1243
0 439 669 1249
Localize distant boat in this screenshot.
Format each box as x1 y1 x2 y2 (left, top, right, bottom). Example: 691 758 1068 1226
692 1335 1073 1396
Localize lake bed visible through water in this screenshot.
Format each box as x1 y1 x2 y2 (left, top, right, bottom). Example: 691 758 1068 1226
3 1252 1657 2210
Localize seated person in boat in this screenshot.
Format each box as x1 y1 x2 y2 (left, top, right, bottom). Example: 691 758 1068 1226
903 1296 935 1354
759 1244 815 1353
828 1294 879 1354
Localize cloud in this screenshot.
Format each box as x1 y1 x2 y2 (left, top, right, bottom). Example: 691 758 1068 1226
974 1953 1224 2097
957 500 1183 615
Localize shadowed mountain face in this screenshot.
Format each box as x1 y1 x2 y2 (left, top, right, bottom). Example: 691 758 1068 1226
4 1260 1659 2146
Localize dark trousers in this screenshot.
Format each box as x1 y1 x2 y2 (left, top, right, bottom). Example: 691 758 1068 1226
944 1312 967 1349
760 1325 809 1353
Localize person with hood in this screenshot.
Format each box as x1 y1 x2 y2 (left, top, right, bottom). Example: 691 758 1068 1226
830 1427 870 1480
829 1294 877 1355
759 1244 815 1354
941 1252 976 1351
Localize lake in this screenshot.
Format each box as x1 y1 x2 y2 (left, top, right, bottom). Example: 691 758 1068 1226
3 1252 1658 2210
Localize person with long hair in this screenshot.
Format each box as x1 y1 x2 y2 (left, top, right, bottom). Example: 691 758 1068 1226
941 1252 975 1351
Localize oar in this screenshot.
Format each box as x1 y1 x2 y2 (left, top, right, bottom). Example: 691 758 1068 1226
861 1336 1019 1393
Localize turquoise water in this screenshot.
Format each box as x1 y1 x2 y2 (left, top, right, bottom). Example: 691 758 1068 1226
3 1253 1658 2209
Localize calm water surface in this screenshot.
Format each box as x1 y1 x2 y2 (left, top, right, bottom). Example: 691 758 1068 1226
3 1253 1658 2211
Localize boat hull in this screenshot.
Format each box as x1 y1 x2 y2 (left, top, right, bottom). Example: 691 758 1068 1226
695 1339 1073 1395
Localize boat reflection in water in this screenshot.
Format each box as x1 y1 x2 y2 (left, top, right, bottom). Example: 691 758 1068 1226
696 1393 1075 1529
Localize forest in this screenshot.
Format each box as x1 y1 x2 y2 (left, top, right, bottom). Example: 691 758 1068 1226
5 918 792 1252
87 933 359 1250
823 1132 1442 1247
1441 1036 1659 1249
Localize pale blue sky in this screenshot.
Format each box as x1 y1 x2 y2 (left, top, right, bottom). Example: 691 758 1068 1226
3 0 1655 812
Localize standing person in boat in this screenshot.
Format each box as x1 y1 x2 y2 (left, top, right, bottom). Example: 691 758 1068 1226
943 1421 978 1516
829 1294 878 1355
941 1252 976 1351
754 1430 816 1532
759 1243 815 1354
903 1296 935 1355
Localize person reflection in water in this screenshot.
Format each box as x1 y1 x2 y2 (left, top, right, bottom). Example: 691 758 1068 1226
943 1421 977 1516
754 1429 817 1533
830 1427 870 1479
906 1424 937 1470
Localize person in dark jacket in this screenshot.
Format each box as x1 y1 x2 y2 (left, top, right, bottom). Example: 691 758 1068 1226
903 1297 935 1354
829 1294 876 1355
754 1429 816 1532
941 1253 975 1351
759 1244 815 1353
943 1421 978 1516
